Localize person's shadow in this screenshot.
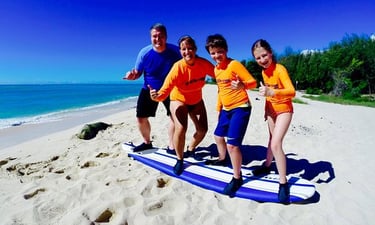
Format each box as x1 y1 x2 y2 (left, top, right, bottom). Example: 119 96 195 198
196 143 335 204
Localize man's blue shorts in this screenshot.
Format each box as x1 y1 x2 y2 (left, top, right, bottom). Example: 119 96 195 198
214 106 251 146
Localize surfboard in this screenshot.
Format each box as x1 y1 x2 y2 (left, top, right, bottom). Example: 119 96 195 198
122 142 316 203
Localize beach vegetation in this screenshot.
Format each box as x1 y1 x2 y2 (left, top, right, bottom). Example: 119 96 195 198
302 94 375 108
243 33 375 107
292 98 307 104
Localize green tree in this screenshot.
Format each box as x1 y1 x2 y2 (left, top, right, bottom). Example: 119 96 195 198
330 58 364 98
242 33 375 95
244 60 262 84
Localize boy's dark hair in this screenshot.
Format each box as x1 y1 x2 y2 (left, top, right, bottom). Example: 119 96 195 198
205 34 228 52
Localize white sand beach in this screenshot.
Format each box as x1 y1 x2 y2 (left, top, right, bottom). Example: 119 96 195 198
1 84 374 225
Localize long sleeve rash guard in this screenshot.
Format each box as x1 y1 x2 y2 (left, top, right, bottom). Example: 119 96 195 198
155 57 215 105
262 63 295 104
215 59 257 111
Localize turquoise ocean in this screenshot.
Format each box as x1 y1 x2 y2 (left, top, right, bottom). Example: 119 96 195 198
0 83 142 130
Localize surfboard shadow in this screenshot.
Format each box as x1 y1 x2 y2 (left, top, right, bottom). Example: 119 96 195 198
240 145 335 184
196 144 269 161
200 144 335 204
199 144 335 183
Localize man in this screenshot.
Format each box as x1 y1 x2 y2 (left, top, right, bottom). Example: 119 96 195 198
123 23 181 152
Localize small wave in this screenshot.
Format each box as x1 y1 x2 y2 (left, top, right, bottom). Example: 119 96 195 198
0 114 63 130
11 121 23 127
0 96 137 130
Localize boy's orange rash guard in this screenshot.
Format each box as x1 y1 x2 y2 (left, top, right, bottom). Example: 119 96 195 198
155 57 215 105
215 59 257 111
262 63 295 110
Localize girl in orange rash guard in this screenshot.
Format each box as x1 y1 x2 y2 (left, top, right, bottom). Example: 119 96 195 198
149 35 215 175
251 39 296 204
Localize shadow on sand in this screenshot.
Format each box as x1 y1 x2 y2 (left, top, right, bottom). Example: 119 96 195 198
196 143 335 204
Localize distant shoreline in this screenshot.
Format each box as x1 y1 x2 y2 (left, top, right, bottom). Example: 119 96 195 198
0 98 136 150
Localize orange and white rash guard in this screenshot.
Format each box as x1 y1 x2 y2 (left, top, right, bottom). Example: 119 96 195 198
155 57 215 105
262 63 295 115
215 59 257 111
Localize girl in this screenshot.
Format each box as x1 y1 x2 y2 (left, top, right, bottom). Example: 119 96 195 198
251 39 296 204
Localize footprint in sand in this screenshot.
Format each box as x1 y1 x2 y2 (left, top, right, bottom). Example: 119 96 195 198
5 156 60 177
0 157 16 167
140 176 171 198
23 188 46 200
94 209 113 223
80 161 100 168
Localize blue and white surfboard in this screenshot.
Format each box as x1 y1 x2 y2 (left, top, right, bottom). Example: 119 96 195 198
122 142 316 203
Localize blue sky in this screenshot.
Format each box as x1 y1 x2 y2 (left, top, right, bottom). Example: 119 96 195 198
1 0 374 84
